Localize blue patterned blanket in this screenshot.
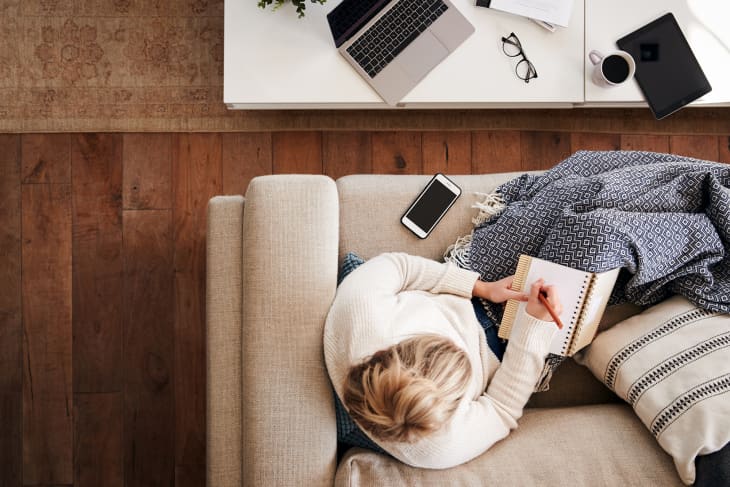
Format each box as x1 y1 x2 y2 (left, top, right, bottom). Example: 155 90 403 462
468 150 730 318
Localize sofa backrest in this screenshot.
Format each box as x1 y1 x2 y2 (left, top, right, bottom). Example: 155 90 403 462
336 174 638 407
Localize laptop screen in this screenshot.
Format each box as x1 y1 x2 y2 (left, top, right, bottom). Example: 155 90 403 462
327 0 390 47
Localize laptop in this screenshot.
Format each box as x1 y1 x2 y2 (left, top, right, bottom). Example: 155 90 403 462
327 0 475 105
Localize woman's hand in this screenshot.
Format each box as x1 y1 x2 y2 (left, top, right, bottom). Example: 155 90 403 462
525 279 563 325
472 275 528 304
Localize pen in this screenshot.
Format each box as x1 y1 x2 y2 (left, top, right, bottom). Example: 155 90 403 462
538 291 563 329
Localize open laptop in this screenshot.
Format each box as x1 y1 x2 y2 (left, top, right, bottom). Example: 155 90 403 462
327 0 475 105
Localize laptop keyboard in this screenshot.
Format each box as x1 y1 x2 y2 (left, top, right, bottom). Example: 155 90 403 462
346 0 448 79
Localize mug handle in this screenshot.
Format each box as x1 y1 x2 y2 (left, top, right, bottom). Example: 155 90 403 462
589 50 603 66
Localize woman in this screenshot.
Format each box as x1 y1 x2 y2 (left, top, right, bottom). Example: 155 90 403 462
323 252 562 469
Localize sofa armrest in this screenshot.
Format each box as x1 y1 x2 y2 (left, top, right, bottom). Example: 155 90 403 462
207 195 245 487
241 175 339 486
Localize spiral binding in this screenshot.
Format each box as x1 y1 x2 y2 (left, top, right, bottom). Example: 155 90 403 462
566 274 597 355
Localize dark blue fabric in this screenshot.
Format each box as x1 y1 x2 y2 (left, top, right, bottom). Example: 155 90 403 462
472 298 506 361
334 253 387 455
694 441 730 487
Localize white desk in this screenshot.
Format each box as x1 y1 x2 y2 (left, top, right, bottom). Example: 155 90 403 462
224 0 584 108
585 0 730 107
224 0 730 109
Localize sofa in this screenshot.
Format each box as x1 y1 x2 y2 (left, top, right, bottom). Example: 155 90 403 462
206 173 685 487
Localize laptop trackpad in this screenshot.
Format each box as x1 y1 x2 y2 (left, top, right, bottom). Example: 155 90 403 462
397 31 448 82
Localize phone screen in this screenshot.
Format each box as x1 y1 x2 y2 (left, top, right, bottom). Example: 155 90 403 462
405 179 459 233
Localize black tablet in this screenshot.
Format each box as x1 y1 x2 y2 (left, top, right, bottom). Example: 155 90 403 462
617 13 712 120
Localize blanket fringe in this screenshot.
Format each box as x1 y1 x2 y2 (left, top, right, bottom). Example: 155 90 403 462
534 354 567 392
472 191 506 226
443 233 473 268
443 191 506 268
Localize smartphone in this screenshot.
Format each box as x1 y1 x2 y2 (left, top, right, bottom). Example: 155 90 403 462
401 174 461 239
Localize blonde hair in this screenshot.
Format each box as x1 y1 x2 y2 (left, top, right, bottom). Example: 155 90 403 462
343 334 472 443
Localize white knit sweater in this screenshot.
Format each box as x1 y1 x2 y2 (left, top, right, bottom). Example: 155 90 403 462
323 252 558 469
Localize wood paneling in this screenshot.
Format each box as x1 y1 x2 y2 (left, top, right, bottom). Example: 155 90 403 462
521 131 571 170
570 133 621 152
669 135 720 161
72 134 123 393
221 132 272 195
472 131 521 173
21 134 72 184
22 183 73 485
74 393 123 487
272 131 322 174
323 131 372 180
122 134 172 210
422 131 472 175
620 134 669 153
0 135 21 391
173 134 221 480
720 136 730 164
371 131 422 174
0 134 21 487
123 210 175 487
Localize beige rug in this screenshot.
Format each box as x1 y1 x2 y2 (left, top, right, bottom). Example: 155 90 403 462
1 1 728 133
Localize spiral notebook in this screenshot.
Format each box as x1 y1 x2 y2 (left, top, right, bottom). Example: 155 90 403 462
498 255 620 356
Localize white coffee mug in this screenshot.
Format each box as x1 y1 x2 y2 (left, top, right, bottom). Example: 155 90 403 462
589 50 636 87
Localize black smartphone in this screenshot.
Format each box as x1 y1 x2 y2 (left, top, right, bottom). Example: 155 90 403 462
401 174 461 239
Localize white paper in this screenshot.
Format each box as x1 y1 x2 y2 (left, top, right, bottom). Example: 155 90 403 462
489 0 574 27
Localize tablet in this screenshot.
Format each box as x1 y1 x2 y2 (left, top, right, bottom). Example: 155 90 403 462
617 13 711 120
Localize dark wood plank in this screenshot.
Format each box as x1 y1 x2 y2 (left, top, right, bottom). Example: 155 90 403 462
123 209 175 487
472 131 521 173
0 138 22 487
620 134 670 153
74 392 123 487
570 132 620 152
272 131 322 174
521 131 571 170
371 131 422 174
72 134 123 393
173 134 222 477
22 183 73 485
0 392 22 486
669 135 720 161
221 132 272 195
175 464 206 487
422 131 472 175
21 134 72 184
471 130 522 174
0 134 21 393
720 136 730 164
122 134 172 210
323 131 372 180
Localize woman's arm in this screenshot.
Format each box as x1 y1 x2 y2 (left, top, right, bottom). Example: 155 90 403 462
340 252 481 299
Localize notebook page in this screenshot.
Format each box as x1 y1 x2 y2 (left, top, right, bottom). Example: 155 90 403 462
501 256 592 355
568 267 621 355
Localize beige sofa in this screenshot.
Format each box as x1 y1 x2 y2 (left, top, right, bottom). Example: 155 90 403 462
206 173 684 487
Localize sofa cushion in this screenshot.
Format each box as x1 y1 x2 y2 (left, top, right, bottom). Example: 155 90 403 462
576 296 730 485
334 404 682 486
336 174 524 262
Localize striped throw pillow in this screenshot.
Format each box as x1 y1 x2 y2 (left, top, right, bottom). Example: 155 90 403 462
575 296 730 485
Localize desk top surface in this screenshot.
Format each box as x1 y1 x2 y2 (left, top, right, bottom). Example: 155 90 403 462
225 0 584 107
585 0 730 106
225 0 730 108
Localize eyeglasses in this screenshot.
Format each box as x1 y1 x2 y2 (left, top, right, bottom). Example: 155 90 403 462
501 32 538 83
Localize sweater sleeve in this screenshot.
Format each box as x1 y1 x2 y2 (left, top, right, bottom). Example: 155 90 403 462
381 315 557 469
340 252 480 299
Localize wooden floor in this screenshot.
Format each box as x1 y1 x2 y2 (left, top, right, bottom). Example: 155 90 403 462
1 130 729 487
